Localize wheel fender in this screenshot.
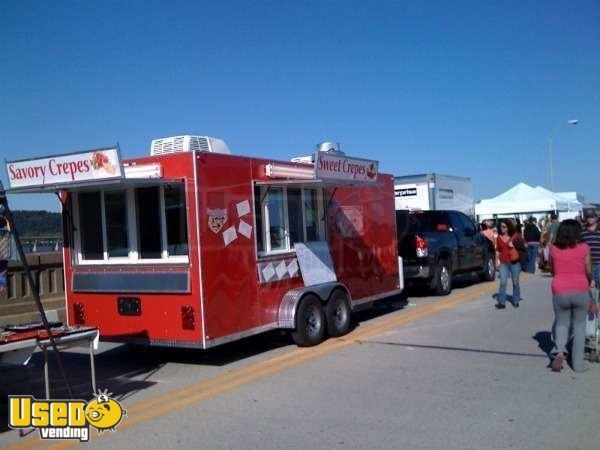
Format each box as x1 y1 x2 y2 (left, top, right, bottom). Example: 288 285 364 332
437 250 452 270
278 282 351 329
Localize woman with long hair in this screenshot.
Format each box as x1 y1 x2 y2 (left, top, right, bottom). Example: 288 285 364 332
495 219 521 309
549 219 595 372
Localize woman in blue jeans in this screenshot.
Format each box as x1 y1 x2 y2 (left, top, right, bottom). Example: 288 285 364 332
495 220 521 309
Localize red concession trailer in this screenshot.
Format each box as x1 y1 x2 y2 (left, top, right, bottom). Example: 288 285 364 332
6 138 403 348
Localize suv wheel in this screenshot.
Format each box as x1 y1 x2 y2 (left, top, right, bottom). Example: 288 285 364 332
432 259 452 296
479 255 496 282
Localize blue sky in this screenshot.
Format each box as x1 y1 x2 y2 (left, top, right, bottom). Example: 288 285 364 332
1 0 599 211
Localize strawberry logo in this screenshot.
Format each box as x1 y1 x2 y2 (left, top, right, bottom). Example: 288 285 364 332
366 163 377 180
90 152 116 174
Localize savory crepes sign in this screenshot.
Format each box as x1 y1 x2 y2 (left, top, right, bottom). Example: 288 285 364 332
6 147 123 190
315 152 378 183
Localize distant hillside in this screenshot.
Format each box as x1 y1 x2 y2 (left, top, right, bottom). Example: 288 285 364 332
10 210 62 237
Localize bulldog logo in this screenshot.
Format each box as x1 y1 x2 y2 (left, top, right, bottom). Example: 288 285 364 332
207 208 227 234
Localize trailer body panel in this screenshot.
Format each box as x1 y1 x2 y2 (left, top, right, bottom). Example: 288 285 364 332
12 143 402 348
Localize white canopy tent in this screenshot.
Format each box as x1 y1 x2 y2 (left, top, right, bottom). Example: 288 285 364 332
475 182 581 220
534 186 584 218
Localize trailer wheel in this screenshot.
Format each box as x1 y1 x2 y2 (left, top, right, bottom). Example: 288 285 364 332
479 254 496 282
432 259 452 296
291 295 326 347
326 290 352 337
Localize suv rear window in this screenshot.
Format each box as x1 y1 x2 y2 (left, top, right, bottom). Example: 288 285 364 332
407 211 448 232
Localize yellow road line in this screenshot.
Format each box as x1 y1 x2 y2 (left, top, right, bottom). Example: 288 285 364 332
8 279 504 450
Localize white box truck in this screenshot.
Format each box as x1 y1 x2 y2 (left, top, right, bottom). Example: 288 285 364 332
394 173 474 215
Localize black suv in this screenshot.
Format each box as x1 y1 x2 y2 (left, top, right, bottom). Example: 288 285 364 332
396 210 496 295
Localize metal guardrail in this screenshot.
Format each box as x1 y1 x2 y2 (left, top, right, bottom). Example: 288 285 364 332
19 235 63 253
2 235 62 259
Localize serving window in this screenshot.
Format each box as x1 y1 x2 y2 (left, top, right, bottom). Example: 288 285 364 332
254 185 325 256
73 183 189 264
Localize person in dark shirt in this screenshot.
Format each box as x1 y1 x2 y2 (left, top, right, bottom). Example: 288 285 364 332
548 213 560 244
523 217 541 273
581 210 600 298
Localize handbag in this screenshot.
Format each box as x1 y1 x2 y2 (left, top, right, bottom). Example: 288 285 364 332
586 310 598 337
510 236 526 264
589 288 599 315
587 289 599 337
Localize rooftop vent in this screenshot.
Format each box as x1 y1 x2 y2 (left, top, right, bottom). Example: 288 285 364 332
150 135 231 156
291 141 343 164
316 141 343 154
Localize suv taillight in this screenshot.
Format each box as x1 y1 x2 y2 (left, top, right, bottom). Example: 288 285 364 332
415 235 428 258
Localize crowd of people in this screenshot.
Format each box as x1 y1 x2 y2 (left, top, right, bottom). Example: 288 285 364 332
480 210 600 372
480 213 565 276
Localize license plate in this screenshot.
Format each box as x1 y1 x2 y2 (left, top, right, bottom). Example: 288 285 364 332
117 297 141 316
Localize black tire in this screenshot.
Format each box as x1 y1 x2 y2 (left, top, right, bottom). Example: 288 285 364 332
326 290 352 337
291 295 326 347
479 254 496 282
432 259 452 296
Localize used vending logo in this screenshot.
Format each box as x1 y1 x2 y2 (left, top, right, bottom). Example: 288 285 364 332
8 390 127 442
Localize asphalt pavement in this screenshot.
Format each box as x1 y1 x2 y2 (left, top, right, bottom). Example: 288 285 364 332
2 272 599 450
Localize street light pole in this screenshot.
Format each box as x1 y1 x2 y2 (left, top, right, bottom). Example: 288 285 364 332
549 135 554 193
548 119 578 193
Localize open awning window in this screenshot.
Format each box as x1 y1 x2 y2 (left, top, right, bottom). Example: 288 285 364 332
7 177 184 194
67 179 190 265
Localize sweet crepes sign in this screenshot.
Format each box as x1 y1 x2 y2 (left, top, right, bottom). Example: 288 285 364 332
315 152 378 183
6 147 123 190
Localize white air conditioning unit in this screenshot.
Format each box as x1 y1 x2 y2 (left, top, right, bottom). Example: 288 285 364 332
150 135 231 156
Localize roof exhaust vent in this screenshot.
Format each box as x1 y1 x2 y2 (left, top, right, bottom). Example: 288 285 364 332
316 141 343 154
291 141 343 164
150 135 231 156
